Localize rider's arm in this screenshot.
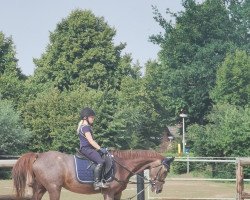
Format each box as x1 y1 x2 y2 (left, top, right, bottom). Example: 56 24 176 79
85 132 101 150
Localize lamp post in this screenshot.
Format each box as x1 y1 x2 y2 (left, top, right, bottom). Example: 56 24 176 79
180 113 188 154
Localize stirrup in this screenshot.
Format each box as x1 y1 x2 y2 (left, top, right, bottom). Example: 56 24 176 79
94 183 100 190
94 181 109 190
100 182 109 188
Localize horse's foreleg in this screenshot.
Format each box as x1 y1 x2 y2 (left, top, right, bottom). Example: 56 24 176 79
103 192 114 200
114 192 122 200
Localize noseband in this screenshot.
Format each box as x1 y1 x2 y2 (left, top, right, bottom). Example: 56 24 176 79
150 161 169 185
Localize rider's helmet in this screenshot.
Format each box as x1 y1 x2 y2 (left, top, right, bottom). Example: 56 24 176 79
80 107 96 119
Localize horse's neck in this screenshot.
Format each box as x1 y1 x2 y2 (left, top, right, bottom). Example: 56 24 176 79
118 156 158 176
129 157 158 173
113 150 163 180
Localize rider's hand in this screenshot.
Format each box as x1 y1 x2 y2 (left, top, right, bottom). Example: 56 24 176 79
98 147 108 155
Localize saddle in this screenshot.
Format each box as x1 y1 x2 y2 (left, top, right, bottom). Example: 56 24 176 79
74 149 115 184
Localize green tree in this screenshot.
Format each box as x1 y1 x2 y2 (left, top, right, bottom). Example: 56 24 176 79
0 32 23 77
32 9 135 91
0 32 26 105
227 0 250 51
91 89 119 148
20 9 144 152
144 61 175 122
107 76 165 149
188 104 250 157
0 99 30 155
211 50 250 107
150 0 249 124
22 86 103 153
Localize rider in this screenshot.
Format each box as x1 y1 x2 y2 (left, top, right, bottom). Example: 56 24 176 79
77 107 109 190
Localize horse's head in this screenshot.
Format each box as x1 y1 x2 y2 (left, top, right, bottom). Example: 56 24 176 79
149 157 174 194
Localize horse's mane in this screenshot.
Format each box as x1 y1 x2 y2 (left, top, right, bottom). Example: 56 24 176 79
110 149 164 159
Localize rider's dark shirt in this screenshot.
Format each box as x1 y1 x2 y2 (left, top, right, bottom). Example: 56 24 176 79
79 125 94 149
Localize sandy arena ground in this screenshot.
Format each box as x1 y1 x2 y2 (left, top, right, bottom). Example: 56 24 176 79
1 178 249 200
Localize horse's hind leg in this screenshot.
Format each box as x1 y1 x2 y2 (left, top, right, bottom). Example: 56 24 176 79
31 183 46 200
47 187 61 200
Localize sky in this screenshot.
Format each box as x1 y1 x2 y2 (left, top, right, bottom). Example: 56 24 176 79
0 0 184 75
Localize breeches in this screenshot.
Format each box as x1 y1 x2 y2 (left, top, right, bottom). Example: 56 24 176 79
80 147 105 165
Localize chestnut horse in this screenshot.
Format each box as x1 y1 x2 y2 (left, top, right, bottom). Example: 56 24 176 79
12 150 174 200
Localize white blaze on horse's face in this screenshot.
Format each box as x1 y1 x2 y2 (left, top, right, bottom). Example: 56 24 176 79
149 161 169 194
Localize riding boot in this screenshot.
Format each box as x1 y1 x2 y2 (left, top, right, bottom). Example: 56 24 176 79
93 164 109 190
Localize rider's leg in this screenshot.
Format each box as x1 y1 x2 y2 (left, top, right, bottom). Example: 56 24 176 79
81 147 109 190
92 152 109 190
93 163 109 190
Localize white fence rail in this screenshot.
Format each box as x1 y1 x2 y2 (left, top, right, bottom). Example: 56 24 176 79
0 160 17 168
147 157 250 200
1 156 250 200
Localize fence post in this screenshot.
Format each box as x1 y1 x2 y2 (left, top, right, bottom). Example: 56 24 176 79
187 155 190 173
236 158 242 200
236 158 250 200
137 171 145 200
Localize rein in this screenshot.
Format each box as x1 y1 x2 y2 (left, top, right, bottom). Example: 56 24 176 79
111 153 166 184
110 153 166 200
111 156 151 184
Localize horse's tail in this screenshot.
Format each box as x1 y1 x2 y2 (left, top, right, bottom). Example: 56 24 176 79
12 152 38 199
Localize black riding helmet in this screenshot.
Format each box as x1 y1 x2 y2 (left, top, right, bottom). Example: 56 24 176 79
80 107 95 119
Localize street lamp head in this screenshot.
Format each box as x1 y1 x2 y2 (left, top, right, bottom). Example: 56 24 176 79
179 113 188 118
168 136 174 141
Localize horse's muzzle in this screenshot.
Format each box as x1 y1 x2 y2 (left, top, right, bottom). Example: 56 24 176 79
151 185 163 194
156 189 162 194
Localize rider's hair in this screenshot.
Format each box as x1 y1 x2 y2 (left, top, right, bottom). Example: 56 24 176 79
76 120 83 135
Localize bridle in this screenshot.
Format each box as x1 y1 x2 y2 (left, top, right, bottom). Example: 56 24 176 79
111 156 169 200
150 164 167 186
111 155 169 186
150 160 170 186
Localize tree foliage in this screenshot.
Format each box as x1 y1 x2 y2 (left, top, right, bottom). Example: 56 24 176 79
0 32 26 105
188 104 250 157
149 0 249 124
143 61 175 122
21 86 103 152
211 50 250 107
1 2 249 156
0 100 30 155
227 0 250 51
0 32 23 77
32 9 136 91
108 76 163 149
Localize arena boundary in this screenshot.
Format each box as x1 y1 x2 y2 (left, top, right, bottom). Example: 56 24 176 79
236 158 250 200
1 156 250 200
146 157 250 200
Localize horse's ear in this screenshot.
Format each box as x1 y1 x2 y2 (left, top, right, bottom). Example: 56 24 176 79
162 157 175 171
164 157 175 165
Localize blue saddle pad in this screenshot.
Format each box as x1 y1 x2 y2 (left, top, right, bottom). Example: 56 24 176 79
74 155 115 184
74 156 94 184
